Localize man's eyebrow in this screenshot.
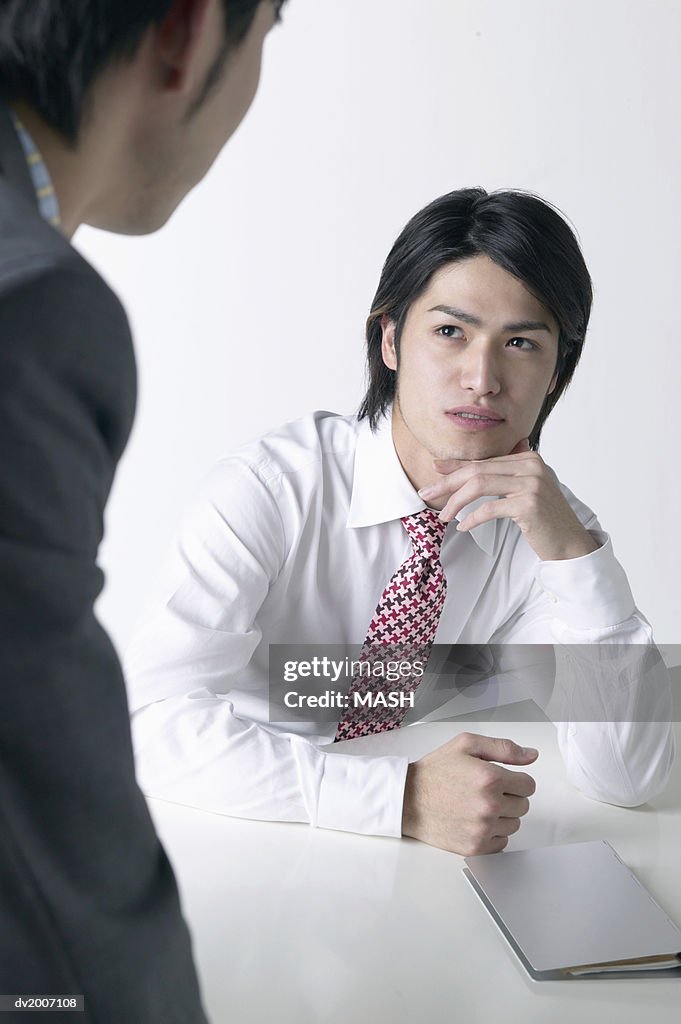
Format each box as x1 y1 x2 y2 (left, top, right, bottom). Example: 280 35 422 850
503 319 553 333
428 305 552 333
428 304 482 326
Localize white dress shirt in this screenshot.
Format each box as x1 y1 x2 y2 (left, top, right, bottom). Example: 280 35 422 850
125 411 674 837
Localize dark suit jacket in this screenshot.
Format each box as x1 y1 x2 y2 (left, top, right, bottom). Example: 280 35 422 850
0 103 207 1023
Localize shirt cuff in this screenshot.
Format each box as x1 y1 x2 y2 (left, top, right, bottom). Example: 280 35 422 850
534 531 636 631
315 750 409 837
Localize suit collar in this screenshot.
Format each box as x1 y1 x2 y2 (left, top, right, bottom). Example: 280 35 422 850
0 102 40 207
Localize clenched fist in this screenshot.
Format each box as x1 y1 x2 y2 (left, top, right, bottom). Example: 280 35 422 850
402 732 538 855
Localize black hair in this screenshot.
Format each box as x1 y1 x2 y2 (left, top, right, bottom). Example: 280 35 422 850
358 188 593 449
0 0 287 142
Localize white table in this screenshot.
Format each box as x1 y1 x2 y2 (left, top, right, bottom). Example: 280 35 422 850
149 705 681 1023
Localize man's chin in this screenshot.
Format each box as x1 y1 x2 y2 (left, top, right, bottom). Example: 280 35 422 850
433 440 513 463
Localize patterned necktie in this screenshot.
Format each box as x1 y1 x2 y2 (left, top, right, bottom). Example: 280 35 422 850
334 508 447 741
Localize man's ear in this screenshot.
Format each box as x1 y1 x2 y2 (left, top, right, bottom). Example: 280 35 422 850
547 371 558 395
155 0 214 93
381 316 398 371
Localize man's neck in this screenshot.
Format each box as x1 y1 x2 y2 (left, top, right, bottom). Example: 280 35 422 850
390 411 465 512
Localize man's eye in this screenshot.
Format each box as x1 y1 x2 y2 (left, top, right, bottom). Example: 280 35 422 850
437 325 464 339
507 337 536 351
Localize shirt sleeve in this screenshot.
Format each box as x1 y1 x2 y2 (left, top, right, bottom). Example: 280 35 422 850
490 503 675 808
125 459 408 838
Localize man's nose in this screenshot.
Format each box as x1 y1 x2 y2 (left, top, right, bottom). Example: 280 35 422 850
458 345 501 396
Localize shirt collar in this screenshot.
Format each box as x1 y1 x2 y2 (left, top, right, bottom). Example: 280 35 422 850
347 410 497 556
8 109 61 228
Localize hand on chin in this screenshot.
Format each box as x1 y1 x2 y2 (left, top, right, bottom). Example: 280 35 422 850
434 435 530 473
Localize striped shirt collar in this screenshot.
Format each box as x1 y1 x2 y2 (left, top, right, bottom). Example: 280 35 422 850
9 110 61 228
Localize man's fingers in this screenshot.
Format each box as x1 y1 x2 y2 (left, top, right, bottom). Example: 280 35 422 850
431 457 467 476
459 732 539 766
493 816 522 838
439 478 526 523
432 448 537 475
443 473 532 501
499 794 531 818
454 497 513 532
421 458 540 503
485 836 510 854
407 733 538 855
496 766 537 798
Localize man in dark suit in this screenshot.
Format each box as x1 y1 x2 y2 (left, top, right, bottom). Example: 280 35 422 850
0 2 286 1019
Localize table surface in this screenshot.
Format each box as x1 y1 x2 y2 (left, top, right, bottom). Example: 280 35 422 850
149 682 681 1024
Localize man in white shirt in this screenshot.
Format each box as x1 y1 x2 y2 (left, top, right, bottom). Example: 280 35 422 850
126 188 674 856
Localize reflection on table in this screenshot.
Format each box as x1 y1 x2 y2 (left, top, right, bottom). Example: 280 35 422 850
149 670 681 1023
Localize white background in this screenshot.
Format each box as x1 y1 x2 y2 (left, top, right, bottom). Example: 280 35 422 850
75 0 681 658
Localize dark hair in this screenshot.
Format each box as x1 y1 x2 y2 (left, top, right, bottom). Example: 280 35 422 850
0 0 286 142
358 188 593 449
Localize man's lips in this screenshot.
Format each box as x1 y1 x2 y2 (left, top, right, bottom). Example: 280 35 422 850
445 406 505 432
446 406 505 422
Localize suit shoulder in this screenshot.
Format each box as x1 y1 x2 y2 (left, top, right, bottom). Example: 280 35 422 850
0 247 128 333
0 250 134 409
0 228 136 468
0 186 128 334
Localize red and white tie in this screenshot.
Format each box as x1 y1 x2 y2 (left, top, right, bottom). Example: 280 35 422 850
334 508 447 741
